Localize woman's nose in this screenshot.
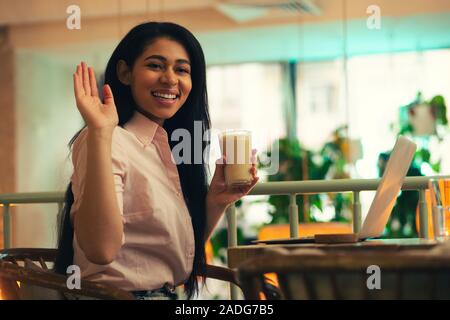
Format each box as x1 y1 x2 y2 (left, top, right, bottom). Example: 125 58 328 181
160 69 178 86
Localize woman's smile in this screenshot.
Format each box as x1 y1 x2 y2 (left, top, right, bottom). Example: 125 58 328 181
150 89 180 106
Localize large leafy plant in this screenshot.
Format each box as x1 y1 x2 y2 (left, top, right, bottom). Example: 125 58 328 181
385 93 448 238
260 128 354 224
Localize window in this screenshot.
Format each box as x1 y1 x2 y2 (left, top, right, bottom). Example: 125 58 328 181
207 63 285 179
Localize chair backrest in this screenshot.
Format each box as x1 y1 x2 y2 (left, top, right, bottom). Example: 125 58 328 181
237 247 450 300
0 248 57 269
0 248 135 300
0 248 244 300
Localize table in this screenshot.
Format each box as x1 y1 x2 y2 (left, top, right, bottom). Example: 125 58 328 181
227 238 439 299
228 238 438 269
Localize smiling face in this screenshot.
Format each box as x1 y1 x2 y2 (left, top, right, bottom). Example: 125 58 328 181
118 37 192 125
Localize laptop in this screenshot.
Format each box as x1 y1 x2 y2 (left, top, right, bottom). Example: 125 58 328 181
252 135 417 244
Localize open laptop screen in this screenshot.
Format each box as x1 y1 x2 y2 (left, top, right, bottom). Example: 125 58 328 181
359 136 417 239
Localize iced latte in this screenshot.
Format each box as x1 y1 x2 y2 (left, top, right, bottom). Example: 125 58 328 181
219 130 252 187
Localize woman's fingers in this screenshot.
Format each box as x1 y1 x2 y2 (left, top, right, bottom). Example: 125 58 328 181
73 64 84 98
81 62 91 96
88 67 99 97
249 164 258 179
73 73 81 99
238 176 259 195
251 166 257 179
246 176 259 192
103 84 115 106
251 148 257 164
74 62 99 100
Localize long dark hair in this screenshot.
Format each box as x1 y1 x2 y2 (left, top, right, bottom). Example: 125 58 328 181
55 22 211 299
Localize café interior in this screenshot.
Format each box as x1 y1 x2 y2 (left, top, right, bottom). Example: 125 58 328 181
1 0 450 300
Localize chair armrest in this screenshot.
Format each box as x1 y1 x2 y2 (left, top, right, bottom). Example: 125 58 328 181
0 248 57 263
0 261 135 300
203 264 241 289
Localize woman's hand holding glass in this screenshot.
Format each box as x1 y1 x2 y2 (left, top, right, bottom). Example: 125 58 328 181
206 149 259 212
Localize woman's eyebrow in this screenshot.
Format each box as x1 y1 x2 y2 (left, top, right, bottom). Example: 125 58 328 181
144 55 190 65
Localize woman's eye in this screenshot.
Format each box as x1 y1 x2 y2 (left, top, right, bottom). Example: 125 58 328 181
177 68 190 74
148 63 162 69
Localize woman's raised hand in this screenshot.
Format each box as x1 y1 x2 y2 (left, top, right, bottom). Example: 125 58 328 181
73 62 119 130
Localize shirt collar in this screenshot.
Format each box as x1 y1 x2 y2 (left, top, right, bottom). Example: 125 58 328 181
124 111 165 146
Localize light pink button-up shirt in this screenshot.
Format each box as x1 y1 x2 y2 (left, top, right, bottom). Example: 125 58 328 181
70 111 196 291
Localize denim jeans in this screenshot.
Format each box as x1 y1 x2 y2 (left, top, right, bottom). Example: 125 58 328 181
131 283 178 300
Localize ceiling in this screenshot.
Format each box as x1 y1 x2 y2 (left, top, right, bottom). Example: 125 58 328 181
2 0 449 25
2 0 450 65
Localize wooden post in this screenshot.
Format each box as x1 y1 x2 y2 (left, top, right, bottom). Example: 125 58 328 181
226 204 239 299
419 189 429 239
3 204 10 249
0 26 17 248
353 191 361 233
289 194 299 238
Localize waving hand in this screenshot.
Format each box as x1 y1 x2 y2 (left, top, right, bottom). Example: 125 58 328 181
73 62 118 130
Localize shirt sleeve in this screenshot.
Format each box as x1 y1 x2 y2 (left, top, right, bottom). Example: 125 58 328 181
70 127 128 245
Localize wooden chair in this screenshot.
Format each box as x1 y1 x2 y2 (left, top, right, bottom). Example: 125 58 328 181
0 248 136 300
0 248 241 300
0 248 58 270
237 247 450 300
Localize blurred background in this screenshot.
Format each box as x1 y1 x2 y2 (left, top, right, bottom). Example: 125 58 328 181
1 0 450 298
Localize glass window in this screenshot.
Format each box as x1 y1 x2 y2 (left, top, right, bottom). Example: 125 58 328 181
207 63 285 179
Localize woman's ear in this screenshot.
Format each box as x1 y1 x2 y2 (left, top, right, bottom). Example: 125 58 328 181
117 59 131 85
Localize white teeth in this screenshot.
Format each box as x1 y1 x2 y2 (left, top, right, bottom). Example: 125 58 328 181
152 92 177 99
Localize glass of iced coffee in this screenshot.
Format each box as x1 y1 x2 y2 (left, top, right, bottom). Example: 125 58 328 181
219 130 253 188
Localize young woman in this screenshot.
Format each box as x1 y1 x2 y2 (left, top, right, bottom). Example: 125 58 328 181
54 22 258 300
